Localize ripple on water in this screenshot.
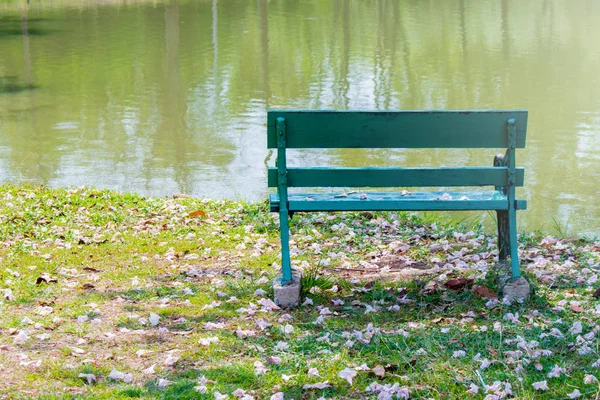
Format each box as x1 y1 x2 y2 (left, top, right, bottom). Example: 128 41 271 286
53 121 80 130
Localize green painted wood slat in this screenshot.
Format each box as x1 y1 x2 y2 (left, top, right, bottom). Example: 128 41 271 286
269 193 527 212
267 110 527 149
267 167 524 188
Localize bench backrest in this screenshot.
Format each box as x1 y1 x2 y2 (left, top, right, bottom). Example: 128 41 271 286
267 110 527 189
267 110 527 149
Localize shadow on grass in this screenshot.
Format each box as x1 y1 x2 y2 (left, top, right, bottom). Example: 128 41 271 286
121 363 308 400
57 273 556 399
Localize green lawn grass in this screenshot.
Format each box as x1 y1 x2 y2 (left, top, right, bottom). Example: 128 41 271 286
0 185 598 399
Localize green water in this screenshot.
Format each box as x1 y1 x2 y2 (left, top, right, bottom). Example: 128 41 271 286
0 0 598 235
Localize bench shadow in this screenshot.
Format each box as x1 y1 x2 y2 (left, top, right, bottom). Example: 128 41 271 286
95 271 552 399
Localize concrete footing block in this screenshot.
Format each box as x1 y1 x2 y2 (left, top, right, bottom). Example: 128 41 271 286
497 260 530 302
499 276 531 302
273 269 302 308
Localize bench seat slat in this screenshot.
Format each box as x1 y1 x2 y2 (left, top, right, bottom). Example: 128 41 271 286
267 167 524 188
269 191 527 212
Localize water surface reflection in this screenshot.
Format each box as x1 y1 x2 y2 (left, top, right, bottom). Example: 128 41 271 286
0 0 598 235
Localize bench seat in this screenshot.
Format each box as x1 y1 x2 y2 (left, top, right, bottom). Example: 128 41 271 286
270 191 527 212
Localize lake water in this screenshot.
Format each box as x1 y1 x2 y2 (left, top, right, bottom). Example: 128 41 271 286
0 0 598 236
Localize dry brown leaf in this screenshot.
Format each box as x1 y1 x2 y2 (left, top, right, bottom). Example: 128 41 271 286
570 304 584 313
36 275 58 285
444 278 474 292
188 210 206 217
372 364 385 377
421 277 443 295
472 285 497 299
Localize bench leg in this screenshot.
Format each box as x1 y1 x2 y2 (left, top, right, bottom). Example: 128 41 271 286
496 210 510 262
279 209 292 284
274 210 301 308
499 208 530 301
508 209 520 279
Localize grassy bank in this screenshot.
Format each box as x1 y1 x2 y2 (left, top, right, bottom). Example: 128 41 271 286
0 185 598 399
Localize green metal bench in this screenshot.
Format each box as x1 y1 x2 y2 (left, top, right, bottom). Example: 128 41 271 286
268 110 528 287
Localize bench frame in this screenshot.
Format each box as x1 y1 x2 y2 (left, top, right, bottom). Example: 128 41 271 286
268 110 527 287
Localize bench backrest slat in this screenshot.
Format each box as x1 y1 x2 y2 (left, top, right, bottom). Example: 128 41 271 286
268 167 524 188
267 110 527 149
